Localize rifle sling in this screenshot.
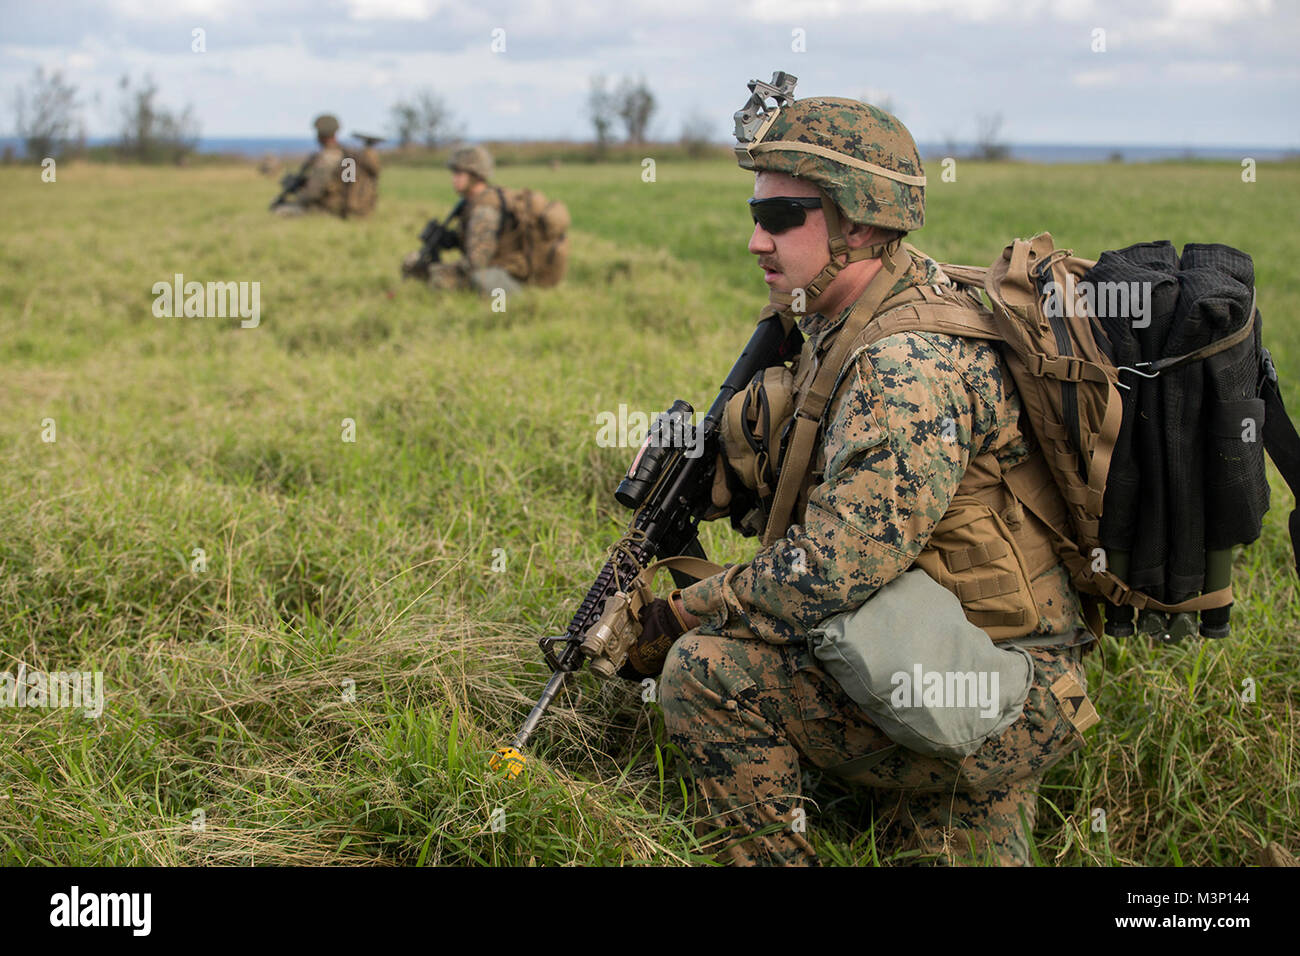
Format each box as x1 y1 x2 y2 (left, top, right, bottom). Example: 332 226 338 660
627 555 727 609
495 187 509 242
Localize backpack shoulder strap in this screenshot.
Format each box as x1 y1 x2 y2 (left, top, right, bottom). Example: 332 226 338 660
822 292 1005 418
494 187 510 241
852 286 1002 347
937 262 990 289
761 250 1011 546
761 241 912 545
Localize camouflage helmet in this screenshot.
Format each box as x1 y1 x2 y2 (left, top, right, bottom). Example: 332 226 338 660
736 96 925 232
313 114 340 137
447 145 494 182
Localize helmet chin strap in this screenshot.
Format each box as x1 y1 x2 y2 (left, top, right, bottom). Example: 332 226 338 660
769 191 893 317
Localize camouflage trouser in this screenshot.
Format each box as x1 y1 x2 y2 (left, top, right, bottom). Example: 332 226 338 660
658 631 1093 866
273 202 335 218
428 263 474 291
401 253 523 297
400 250 429 280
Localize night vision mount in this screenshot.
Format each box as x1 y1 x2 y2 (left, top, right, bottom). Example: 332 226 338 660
733 71 796 166
733 71 797 144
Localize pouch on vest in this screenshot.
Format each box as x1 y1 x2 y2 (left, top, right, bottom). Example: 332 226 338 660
721 364 796 535
808 569 1035 760
722 366 796 496
911 495 1041 641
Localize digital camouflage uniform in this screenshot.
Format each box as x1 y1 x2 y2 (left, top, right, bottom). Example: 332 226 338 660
658 87 1096 867
402 145 525 295
275 145 347 217
275 114 348 218
426 189 522 293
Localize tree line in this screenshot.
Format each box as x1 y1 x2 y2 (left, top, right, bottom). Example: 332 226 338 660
8 68 1008 165
8 67 199 164
387 75 718 158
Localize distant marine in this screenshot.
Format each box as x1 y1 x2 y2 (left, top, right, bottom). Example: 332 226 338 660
269 114 381 218
400 144 569 293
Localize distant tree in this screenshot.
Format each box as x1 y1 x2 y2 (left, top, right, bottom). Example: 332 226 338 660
389 89 461 148
115 74 199 164
616 76 655 144
588 75 617 151
973 112 1010 161
679 110 716 158
12 67 84 161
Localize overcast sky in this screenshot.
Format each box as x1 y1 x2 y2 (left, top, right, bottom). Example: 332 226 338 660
3 0 1297 146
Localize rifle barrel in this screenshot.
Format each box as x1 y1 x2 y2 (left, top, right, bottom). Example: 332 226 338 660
496 312 795 761
510 667 571 751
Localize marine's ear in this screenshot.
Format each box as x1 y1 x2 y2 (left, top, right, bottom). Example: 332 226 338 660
843 221 883 250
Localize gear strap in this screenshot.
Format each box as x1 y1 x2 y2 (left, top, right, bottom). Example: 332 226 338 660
761 240 912 545
1260 349 1300 578
1144 291 1256 375
625 554 728 610
768 193 891 318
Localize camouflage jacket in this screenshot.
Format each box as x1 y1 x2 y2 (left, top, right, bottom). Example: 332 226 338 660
293 146 347 214
452 188 532 280
458 188 505 271
680 248 1087 644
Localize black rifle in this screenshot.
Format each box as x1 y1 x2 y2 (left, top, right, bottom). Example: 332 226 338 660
491 312 801 777
268 155 313 211
414 200 466 269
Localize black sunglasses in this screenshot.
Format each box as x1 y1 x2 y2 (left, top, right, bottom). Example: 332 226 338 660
749 196 823 234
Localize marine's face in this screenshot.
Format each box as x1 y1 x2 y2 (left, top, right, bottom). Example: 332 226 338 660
748 171 830 303
451 169 472 195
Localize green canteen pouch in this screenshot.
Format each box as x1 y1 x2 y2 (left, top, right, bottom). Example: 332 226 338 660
809 568 1035 760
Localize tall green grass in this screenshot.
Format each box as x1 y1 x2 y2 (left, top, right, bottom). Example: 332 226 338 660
1 158 1296 864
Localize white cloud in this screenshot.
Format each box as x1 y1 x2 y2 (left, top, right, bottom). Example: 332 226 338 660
345 0 441 19
1135 0 1276 43
1071 68 1125 87
4 0 1295 144
1165 0 1273 20
1164 59 1246 81
749 0 1047 21
107 0 240 19
1052 0 1100 20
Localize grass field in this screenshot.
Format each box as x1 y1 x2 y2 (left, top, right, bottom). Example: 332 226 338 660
1 156 1297 865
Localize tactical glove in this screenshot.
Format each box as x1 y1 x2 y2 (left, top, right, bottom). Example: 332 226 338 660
617 591 690 681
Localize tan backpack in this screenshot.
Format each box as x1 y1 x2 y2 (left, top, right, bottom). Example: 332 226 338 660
493 187 570 286
341 146 381 218
763 234 1294 639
